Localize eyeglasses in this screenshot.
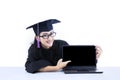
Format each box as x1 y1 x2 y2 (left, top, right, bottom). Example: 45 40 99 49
39 32 56 39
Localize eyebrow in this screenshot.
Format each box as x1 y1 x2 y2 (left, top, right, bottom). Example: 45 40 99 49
40 30 54 35
41 32 51 35
42 33 49 35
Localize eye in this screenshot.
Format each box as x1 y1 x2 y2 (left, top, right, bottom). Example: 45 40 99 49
40 34 49 39
42 34 48 37
50 32 56 37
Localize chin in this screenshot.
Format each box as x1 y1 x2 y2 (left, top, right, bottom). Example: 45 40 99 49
46 43 53 48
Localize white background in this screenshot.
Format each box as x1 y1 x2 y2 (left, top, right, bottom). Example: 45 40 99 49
0 0 120 67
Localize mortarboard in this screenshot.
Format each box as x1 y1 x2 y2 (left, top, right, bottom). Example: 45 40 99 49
26 19 60 48
26 19 60 35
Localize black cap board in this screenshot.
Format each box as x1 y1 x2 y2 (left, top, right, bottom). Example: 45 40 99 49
26 19 60 35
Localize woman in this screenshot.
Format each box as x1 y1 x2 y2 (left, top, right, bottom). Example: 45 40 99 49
25 19 102 73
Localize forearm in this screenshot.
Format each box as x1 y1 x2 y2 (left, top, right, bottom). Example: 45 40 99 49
38 59 71 72
38 66 60 72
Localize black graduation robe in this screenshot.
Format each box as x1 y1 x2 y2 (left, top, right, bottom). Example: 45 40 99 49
25 40 69 73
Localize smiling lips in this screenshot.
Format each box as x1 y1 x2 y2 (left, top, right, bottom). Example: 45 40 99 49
46 40 53 45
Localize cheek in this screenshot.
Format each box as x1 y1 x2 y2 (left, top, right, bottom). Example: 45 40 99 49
40 39 45 43
49 37 54 41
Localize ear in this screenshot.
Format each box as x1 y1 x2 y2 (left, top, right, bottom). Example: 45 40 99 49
35 36 40 41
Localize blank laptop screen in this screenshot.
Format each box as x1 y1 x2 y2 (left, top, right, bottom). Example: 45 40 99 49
62 45 96 66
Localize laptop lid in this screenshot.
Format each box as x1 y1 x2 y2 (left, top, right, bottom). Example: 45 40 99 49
62 45 96 70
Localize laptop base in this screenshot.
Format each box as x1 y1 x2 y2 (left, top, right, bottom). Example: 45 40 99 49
63 70 103 74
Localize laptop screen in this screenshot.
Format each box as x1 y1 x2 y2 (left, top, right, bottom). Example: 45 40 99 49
62 45 96 66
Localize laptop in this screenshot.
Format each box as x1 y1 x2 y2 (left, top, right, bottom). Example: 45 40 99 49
62 45 103 74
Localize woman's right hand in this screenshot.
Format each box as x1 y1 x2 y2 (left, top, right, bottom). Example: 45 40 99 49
56 59 71 70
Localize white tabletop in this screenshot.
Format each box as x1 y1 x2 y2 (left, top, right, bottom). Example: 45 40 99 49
0 67 120 80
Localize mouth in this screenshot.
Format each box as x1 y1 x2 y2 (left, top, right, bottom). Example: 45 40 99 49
46 40 53 45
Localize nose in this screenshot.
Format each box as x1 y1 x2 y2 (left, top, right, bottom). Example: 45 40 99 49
47 36 53 40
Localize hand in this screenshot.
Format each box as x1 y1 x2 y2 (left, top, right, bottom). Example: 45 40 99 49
95 45 103 60
56 59 71 70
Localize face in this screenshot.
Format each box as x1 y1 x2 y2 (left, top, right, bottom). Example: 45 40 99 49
37 30 56 49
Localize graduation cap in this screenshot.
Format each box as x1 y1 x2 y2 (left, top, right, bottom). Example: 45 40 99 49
26 19 60 48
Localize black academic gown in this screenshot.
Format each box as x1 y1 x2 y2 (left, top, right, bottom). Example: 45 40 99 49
25 40 69 73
